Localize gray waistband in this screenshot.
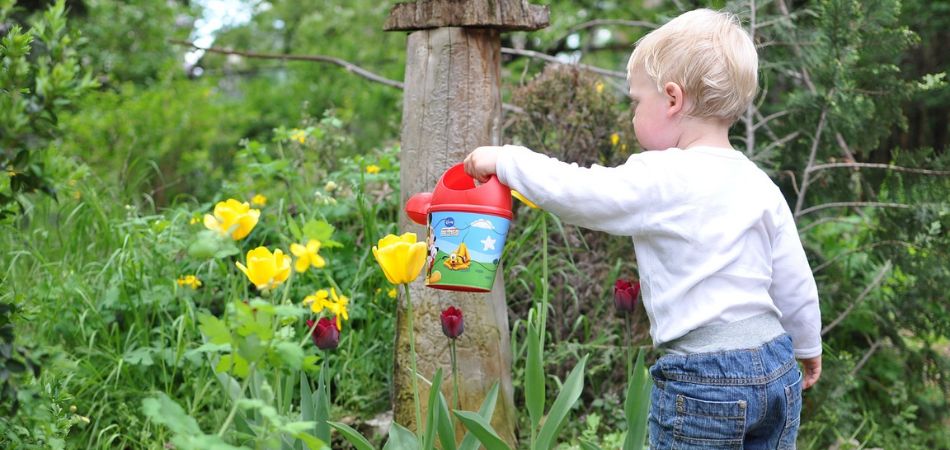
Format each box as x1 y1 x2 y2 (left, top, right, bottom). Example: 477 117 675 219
660 313 786 356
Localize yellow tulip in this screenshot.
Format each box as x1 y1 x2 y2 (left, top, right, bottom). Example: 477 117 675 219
203 199 260 240
372 233 427 285
235 247 291 290
291 239 326 272
512 190 539 209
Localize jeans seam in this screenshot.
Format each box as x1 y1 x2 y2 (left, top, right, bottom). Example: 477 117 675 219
660 358 796 385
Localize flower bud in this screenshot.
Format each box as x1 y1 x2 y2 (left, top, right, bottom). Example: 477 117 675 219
307 317 340 350
614 279 640 314
440 306 464 339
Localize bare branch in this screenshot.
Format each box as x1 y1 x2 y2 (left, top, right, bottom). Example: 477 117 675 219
501 47 626 79
821 261 892 337
793 108 828 217
169 39 406 89
753 110 790 131
169 39 528 114
797 201 915 218
849 338 883 377
798 215 865 235
807 162 950 176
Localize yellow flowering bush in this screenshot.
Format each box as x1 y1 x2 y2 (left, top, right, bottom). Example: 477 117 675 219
203 198 260 240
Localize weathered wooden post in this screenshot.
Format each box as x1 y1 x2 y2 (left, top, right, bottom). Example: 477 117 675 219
384 0 548 444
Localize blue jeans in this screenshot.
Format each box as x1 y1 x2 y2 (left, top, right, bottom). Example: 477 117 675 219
648 334 803 450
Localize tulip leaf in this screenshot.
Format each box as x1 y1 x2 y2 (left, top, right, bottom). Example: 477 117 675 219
458 382 499 450
314 364 331 443
535 354 588 450
525 315 545 431
436 391 457 450
383 422 419 450
328 421 375 450
453 411 511 450
623 348 652 450
422 368 444 450
300 373 314 421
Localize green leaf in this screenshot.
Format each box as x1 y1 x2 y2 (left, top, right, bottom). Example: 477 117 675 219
288 217 303 242
422 368 444 450
293 432 328 450
199 314 231 345
215 353 250 378
535 354 588 450
314 364 331 443
525 315 544 430
328 421 375 450
303 220 335 243
623 349 652 450
458 382 499 450
580 440 603 450
452 411 511 450
141 393 201 435
274 341 304 370
383 422 419 450
300 373 314 421
436 392 457 450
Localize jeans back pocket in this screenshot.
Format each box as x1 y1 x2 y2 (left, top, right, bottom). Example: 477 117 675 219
672 393 746 450
778 369 803 449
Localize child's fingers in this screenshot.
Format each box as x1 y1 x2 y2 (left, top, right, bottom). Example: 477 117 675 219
799 356 822 390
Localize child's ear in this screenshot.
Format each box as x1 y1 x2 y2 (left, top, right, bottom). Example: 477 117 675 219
663 82 685 117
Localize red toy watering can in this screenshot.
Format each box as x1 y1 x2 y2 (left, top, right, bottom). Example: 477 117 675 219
406 163 512 292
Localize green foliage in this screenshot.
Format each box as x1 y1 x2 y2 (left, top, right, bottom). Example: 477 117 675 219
0 0 96 216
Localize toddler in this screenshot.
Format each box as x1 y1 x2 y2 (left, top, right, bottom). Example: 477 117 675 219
464 8 821 449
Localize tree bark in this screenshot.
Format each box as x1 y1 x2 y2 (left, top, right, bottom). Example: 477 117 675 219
394 26 516 445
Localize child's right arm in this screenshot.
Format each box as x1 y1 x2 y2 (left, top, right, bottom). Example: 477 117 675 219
464 145 656 236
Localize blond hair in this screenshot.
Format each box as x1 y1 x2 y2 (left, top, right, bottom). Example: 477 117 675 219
627 9 758 123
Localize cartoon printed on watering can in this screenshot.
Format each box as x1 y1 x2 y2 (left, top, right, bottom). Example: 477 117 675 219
405 163 512 292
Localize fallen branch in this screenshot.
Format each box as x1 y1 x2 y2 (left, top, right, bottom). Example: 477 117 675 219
821 261 892 337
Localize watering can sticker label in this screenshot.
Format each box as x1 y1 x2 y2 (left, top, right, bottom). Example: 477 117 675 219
425 211 510 291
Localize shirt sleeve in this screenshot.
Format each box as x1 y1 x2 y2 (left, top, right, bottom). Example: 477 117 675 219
495 144 655 236
769 201 823 359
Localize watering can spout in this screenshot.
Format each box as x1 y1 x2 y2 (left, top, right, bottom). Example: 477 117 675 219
405 192 432 225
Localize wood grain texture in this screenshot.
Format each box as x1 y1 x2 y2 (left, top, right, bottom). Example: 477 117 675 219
385 0 549 31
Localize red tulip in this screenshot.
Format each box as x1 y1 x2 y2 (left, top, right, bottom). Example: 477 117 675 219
307 317 340 350
614 279 640 313
440 306 464 339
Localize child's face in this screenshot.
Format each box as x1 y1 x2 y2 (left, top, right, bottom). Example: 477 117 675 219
628 68 679 150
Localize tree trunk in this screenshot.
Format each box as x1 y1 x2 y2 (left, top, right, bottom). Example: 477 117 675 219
394 26 516 445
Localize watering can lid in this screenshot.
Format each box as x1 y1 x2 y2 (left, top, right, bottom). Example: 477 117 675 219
405 163 512 224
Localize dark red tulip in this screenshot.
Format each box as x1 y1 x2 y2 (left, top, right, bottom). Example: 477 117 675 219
307 317 340 350
614 279 640 313
440 306 464 339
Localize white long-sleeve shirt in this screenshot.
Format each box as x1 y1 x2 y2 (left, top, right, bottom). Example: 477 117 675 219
496 145 822 358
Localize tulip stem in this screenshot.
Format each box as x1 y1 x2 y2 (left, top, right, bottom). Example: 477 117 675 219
625 314 634 380
403 283 424 435
450 339 461 411
540 212 549 349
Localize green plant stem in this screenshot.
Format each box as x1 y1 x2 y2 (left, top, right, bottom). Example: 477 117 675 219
217 362 257 437
450 339 460 411
540 212 549 348
625 314 634 381
403 283 424 435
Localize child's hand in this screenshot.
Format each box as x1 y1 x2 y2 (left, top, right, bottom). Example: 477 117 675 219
799 355 822 390
463 146 501 183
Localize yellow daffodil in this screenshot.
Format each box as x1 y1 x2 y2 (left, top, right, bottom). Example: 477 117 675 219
290 239 326 272
290 129 307 144
302 288 349 330
387 288 398 299
610 132 620 146
236 247 291 290
251 194 267 206
204 199 260 240
595 81 605 94
176 275 202 290
366 165 381 174
372 233 427 285
512 190 539 209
